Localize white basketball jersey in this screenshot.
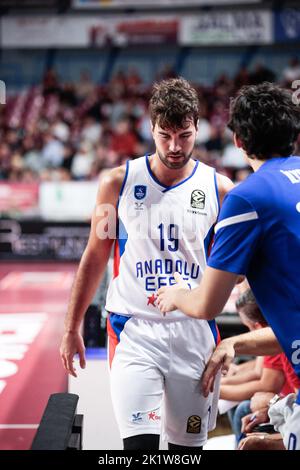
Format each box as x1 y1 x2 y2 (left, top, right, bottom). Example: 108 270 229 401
105 155 219 320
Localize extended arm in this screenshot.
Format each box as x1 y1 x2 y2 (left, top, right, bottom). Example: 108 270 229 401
60 166 125 376
201 327 282 397
221 358 263 386
220 367 285 401
157 266 238 319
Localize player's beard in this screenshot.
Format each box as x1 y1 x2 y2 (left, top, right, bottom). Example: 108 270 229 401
157 149 194 170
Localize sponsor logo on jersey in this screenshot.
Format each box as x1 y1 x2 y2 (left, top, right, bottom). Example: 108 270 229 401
191 189 205 209
147 293 157 306
148 411 161 421
132 412 143 423
134 185 147 200
186 415 201 434
134 201 144 211
187 209 207 216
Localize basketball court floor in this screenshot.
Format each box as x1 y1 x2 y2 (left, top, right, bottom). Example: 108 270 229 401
0 262 76 450
0 262 233 450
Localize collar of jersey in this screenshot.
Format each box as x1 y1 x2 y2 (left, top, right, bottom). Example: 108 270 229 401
145 155 199 193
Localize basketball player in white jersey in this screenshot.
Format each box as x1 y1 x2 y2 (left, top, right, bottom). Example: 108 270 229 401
60 78 234 450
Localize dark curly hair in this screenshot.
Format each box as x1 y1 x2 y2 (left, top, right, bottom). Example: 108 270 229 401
228 82 300 160
149 77 200 130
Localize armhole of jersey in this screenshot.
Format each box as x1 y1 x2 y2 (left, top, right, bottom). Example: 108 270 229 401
213 169 220 213
117 159 130 209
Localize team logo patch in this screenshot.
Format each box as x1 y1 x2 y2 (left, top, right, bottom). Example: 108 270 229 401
134 185 147 200
186 415 201 434
191 190 205 209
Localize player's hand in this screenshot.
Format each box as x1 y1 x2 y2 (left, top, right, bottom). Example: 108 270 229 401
241 408 269 434
225 363 240 377
238 433 269 450
250 392 274 412
60 331 86 377
201 338 235 397
156 272 189 314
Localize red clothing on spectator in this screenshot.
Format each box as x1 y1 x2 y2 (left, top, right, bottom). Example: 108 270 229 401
110 132 138 158
281 354 300 391
263 353 300 395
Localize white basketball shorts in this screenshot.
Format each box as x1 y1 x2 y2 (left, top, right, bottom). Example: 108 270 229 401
107 313 221 447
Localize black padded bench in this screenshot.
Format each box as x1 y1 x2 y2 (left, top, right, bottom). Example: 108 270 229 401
31 393 83 450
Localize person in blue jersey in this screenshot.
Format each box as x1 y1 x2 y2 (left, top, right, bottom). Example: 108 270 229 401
157 82 300 450
60 78 234 450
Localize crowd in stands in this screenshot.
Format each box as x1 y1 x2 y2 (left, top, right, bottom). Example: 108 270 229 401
0 57 300 183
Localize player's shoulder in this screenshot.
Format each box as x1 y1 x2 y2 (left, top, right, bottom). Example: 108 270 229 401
95 164 127 206
215 172 235 206
98 164 127 190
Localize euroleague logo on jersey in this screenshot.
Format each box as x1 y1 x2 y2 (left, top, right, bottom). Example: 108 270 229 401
190 189 205 210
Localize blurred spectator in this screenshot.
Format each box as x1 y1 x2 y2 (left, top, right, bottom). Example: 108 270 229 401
195 118 211 146
110 117 139 161
42 68 60 96
250 63 276 85
234 66 250 91
138 111 153 147
0 143 11 179
41 132 65 168
23 135 43 173
71 141 95 179
126 67 142 91
81 115 102 145
51 116 70 142
282 56 300 84
222 142 248 171
75 70 96 102
61 143 75 173
94 143 119 169
8 152 24 181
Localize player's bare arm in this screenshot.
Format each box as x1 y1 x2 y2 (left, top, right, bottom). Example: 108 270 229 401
60 165 125 377
216 172 235 205
157 266 238 318
202 327 281 397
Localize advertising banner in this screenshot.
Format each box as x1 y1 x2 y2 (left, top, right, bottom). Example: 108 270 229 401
2 16 97 47
274 8 300 43
180 10 273 45
39 181 98 221
73 0 261 9
2 15 179 47
0 219 90 261
0 183 39 218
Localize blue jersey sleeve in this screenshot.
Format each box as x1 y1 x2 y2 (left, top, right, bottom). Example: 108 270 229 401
208 193 262 275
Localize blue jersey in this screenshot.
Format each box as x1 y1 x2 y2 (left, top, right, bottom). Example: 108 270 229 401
208 156 300 379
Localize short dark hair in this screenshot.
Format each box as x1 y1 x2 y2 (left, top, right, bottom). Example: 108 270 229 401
236 288 267 326
149 77 200 130
228 82 300 160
